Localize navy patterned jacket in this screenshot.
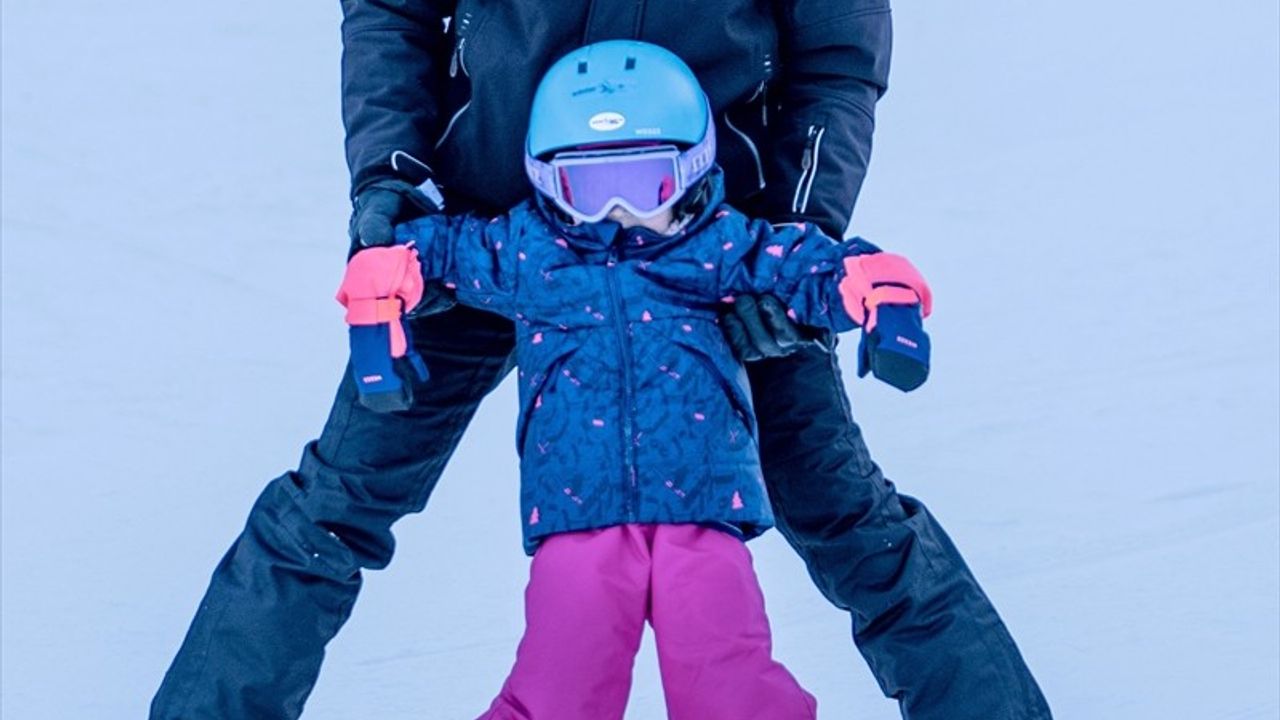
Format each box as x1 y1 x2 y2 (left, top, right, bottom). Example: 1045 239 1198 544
396 171 876 553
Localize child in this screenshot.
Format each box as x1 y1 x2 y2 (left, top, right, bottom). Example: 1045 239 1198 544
336 40 932 720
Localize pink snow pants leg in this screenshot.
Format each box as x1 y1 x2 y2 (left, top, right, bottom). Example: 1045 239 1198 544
475 524 816 720
649 525 817 720
476 526 649 720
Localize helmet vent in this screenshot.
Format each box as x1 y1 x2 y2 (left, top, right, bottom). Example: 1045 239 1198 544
577 61 588 74
624 57 636 70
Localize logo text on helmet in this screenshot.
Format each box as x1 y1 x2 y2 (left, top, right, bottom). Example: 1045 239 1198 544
588 112 626 132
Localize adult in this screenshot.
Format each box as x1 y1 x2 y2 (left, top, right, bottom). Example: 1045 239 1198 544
150 2 1051 719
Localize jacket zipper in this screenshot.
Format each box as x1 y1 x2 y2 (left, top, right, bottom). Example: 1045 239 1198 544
760 81 769 127
723 113 766 191
433 100 472 151
791 124 826 214
448 37 468 77
581 0 647 43
437 11 478 151
605 245 638 519
631 0 647 37
448 11 474 77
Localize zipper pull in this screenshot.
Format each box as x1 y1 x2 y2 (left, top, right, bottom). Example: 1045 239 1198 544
800 125 818 170
449 38 465 78
448 12 471 78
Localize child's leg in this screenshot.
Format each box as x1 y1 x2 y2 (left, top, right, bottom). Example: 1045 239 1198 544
649 524 817 720
477 526 650 720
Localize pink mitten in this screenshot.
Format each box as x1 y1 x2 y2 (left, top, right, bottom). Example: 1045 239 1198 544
335 244 429 411
838 252 932 331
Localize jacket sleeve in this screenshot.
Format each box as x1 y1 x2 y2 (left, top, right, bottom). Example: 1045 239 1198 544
394 213 520 319
752 0 892 237
717 216 880 334
340 0 455 197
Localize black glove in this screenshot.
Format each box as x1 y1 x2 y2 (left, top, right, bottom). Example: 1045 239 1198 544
348 151 457 316
350 180 411 249
349 179 445 250
349 150 446 248
721 294 816 362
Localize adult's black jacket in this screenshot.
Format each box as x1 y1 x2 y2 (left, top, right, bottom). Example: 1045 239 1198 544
339 0 891 237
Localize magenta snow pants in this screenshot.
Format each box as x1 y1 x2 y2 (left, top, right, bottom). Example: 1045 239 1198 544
476 523 816 720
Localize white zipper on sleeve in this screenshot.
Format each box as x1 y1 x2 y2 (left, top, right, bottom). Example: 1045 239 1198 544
791 124 825 214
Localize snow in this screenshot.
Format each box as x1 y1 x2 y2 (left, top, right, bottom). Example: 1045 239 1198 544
2 1 1277 718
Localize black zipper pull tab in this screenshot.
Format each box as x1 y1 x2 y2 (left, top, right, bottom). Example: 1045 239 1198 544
801 125 818 170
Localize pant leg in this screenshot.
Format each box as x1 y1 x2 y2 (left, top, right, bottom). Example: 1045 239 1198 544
150 305 516 720
478 526 650 720
747 339 1052 720
649 525 817 720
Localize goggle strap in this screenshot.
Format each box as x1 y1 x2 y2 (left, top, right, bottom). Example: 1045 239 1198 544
525 155 560 199
677 124 715 185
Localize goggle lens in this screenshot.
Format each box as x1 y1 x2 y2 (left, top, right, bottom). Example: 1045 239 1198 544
556 154 678 219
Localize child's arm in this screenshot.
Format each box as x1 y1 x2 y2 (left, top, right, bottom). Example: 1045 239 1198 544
334 211 520 412
394 212 521 319
718 213 933 390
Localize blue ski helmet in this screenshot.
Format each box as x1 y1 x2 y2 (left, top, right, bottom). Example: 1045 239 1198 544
524 41 716 221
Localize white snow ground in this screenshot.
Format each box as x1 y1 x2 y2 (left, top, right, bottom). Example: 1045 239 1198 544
2 1 1277 718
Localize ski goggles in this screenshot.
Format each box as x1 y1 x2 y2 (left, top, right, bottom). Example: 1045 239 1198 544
525 132 715 224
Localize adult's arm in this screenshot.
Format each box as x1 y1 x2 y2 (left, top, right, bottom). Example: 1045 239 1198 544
759 0 892 237
340 0 455 197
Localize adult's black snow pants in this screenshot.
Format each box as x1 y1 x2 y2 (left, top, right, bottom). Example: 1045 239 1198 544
150 304 1051 720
